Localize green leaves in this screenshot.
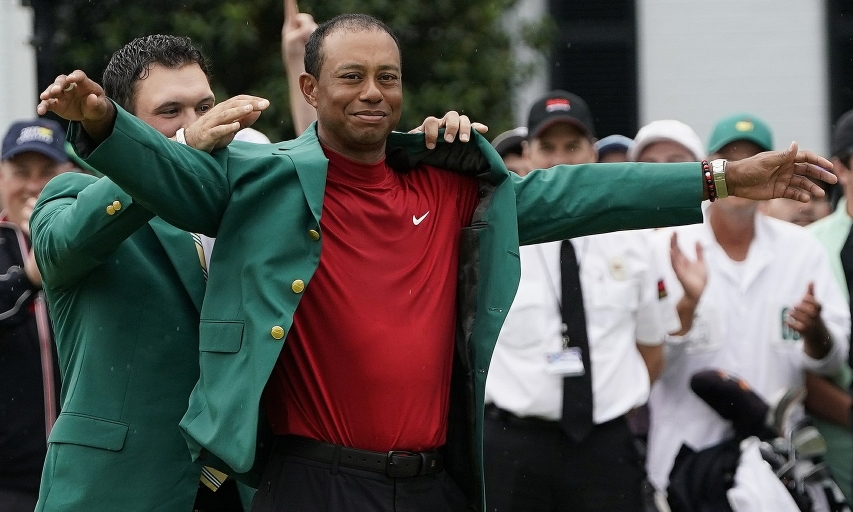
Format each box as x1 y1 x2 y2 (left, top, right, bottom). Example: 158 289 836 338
53 0 548 141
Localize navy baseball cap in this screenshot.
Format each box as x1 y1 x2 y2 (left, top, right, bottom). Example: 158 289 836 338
2 119 68 163
595 134 633 158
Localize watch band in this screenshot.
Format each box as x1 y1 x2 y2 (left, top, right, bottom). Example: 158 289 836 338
711 159 728 199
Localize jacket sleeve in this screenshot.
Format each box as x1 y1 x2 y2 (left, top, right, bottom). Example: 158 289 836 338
512 162 705 245
31 172 157 290
68 103 231 236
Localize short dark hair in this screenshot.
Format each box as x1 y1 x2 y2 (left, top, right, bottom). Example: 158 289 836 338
304 14 401 78
102 35 210 113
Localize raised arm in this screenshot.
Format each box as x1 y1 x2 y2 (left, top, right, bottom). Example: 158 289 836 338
282 0 318 135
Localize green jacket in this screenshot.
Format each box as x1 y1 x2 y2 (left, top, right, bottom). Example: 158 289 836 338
31 173 206 511
72 105 703 509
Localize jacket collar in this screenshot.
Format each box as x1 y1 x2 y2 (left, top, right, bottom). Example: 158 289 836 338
149 218 205 312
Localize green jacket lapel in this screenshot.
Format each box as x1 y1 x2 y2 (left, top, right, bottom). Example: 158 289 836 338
275 124 328 223
149 217 205 312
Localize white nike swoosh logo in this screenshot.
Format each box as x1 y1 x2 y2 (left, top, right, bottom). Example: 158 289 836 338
413 211 430 225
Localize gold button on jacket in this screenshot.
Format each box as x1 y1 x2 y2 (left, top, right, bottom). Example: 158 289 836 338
112 200 122 211
106 205 116 215
270 326 285 340
308 229 320 241
291 280 305 293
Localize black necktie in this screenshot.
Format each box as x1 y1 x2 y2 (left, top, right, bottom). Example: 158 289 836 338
559 240 594 442
839 225 853 376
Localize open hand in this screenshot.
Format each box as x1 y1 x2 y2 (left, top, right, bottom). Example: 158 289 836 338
184 95 270 151
670 233 707 303
726 142 836 203
37 70 111 122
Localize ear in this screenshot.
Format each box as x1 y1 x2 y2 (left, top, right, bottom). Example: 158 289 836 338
299 73 319 108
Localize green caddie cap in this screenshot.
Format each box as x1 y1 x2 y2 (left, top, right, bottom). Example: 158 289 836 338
707 113 773 154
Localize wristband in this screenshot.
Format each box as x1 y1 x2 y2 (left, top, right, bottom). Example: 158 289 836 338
711 159 728 199
175 128 187 145
702 160 716 202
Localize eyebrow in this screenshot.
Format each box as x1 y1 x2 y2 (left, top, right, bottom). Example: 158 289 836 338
153 96 215 111
335 63 401 73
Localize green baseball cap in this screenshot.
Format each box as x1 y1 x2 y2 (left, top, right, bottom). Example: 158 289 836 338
707 113 773 154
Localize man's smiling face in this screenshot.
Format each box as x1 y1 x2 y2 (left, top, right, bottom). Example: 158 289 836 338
303 28 403 163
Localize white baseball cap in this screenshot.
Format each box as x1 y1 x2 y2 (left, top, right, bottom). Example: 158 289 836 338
628 120 705 162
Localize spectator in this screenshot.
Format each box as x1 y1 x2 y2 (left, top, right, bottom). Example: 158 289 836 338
627 119 705 445
760 188 832 226
484 90 671 511
0 119 69 512
802 107 853 502
646 113 849 495
491 126 532 176
595 134 633 163
629 120 704 164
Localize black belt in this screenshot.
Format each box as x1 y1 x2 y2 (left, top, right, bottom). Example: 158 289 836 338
277 435 444 478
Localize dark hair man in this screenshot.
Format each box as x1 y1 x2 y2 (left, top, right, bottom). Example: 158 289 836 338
31 34 254 512
484 91 668 512
40 13 835 512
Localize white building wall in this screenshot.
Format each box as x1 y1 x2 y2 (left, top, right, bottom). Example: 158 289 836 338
638 0 827 154
0 0 36 132
510 0 548 129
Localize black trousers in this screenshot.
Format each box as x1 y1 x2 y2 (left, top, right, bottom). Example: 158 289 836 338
484 408 646 512
250 441 468 512
193 479 246 512
0 488 38 512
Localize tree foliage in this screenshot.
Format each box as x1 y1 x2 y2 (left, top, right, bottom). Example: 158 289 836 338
52 0 549 141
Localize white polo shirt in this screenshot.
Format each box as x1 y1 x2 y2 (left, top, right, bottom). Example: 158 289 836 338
486 229 673 425
646 214 850 491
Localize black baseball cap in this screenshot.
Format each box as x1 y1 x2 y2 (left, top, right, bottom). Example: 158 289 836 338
2 119 68 163
832 108 853 159
526 90 595 140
